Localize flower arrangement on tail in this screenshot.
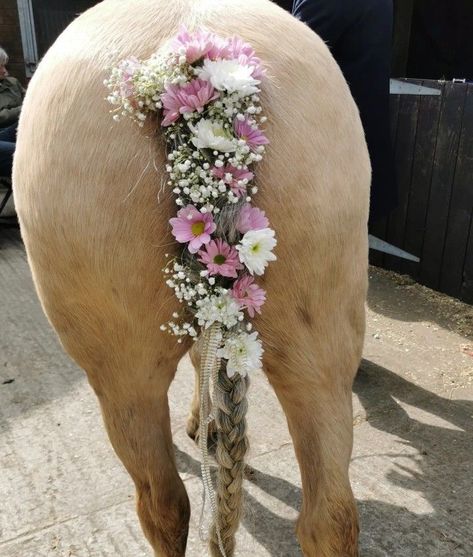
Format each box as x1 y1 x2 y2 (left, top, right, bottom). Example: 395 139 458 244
105 27 276 556
105 26 276 376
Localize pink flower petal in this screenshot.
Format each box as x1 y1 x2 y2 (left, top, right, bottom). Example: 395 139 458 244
234 118 269 151
231 275 266 317
198 239 243 278
170 206 216 251
237 203 269 234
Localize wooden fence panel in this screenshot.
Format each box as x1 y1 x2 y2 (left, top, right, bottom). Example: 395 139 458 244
441 84 473 298
419 82 467 289
401 80 443 278
371 80 473 304
384 80 422 273
462 217 473 303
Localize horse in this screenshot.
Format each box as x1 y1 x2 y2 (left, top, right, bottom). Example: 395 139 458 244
13 0 370 555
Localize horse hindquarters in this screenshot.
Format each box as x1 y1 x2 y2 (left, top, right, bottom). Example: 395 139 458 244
13 0 370 555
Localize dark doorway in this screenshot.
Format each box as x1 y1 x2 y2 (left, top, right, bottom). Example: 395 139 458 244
32 0 98 58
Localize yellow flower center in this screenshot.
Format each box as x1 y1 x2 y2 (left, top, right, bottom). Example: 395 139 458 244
251 243 260 253
213 126 227 138
192 221 205 236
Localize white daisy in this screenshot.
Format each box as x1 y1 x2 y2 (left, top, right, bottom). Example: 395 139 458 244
218 331 263 377
190 119 237 152
196 58 260 97
236 228 277 275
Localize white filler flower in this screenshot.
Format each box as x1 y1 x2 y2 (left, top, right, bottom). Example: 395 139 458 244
237 227 277 275
195 292 243 329
218 331 263 377
190 118 237 152
197 58 260 96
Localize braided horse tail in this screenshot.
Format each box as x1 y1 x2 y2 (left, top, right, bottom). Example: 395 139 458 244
197 322 250 556
210 367 249 556
102 19 273 556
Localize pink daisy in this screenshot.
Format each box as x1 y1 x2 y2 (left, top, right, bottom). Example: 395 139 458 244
172 27 216 63
211 164 254 197
161 79 219 126
231 275 266 317
227 37 265 78
169 205 216 253
237 203 269 234
198 239 243 278
207 35 233 60
118 57 141 98
227 36 255 58
236 54 265 79
234 118 269 151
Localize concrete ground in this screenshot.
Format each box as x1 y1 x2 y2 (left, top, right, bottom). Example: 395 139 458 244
0 221 472 557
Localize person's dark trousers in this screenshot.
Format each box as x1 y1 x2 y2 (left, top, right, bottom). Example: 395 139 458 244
292 0 396 224
0 122 17 179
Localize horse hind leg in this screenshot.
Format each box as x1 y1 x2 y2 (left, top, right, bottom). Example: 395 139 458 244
99 381 190 557
260 261 365 557
264 329 361 556
44 297 191 557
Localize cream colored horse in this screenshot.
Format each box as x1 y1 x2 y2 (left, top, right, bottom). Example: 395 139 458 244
13 0 370 555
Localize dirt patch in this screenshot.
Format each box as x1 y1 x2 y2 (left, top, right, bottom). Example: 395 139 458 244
368 267 473 340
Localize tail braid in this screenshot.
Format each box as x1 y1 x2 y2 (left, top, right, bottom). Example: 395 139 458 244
210 366 249 556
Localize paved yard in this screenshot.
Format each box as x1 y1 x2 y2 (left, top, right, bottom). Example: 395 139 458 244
0 225 472 556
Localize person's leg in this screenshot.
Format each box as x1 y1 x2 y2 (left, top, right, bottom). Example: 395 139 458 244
0 140 15 178
0 122 18 143
0 123 17 178
336 0 395 224
293 0 396 224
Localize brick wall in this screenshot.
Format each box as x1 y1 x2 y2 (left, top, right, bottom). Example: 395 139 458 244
0 0 26 84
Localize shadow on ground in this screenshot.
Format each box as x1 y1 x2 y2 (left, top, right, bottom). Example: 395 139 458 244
355 360 472 555
176 359 473 556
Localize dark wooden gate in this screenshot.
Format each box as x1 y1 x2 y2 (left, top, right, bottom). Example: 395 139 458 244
370 79 473 304
32 0 97 58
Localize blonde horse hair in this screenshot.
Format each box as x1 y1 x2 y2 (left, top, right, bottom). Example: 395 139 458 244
211 369 249 555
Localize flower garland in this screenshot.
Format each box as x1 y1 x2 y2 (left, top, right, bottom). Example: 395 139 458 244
105 27 276 377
